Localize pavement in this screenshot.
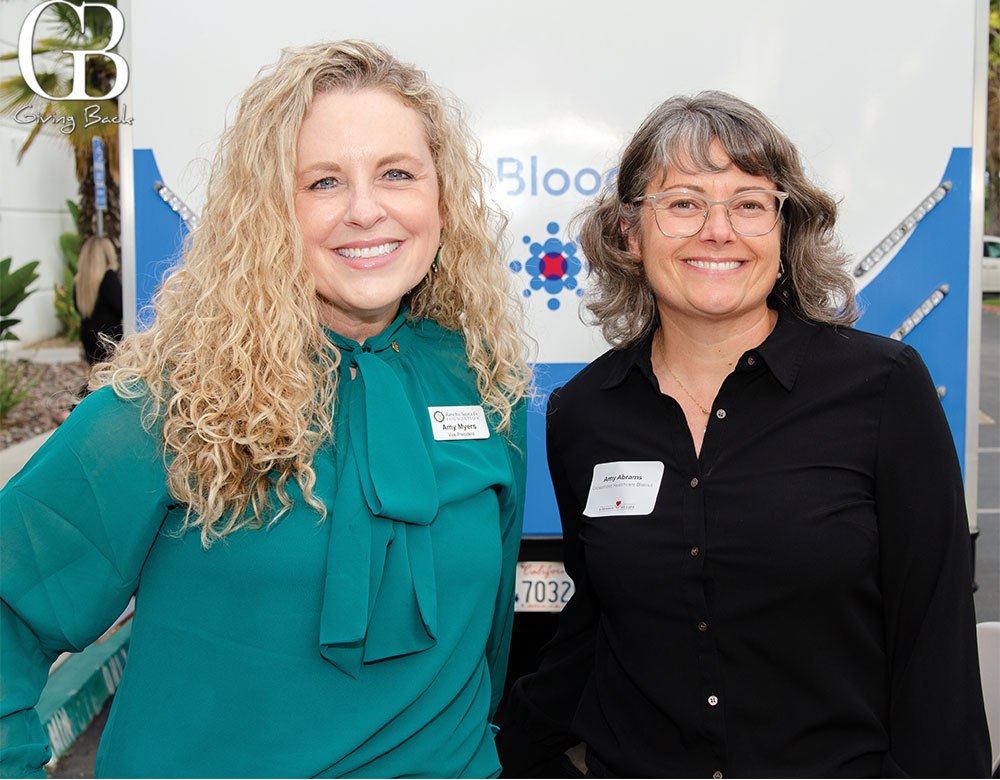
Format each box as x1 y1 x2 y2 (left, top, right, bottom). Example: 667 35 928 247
2 344 83 365
0 430 55 488
0 343 82 489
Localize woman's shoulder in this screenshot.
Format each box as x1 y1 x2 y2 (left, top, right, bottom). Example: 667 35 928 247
408 315 466 354
811 320 919 367
61 383 159 443
547 344 639 413
797 320 938 405
4 383 166 503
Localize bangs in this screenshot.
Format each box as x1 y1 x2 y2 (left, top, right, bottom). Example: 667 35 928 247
649 111 780 188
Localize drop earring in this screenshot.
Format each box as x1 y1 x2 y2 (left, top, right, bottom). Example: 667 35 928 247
417 246 441 289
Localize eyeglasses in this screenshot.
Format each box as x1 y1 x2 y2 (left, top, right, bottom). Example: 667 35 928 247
633 189 789 238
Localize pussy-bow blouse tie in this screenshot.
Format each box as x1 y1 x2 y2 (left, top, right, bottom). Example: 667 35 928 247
319 311 441 677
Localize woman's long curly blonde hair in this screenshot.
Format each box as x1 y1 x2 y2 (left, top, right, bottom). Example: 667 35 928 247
94 41 530 546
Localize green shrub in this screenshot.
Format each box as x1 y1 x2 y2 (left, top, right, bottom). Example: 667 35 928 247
0 256 41 421
0 360 37 422
1 256 40 342
54 200 82 341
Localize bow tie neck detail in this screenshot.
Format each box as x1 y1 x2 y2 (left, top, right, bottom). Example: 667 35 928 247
319 310 440 677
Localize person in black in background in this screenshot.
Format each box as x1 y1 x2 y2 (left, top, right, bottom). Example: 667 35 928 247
74 236 123 367
496 91 991 778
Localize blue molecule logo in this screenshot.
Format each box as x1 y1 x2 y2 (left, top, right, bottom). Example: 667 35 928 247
509 221 585 311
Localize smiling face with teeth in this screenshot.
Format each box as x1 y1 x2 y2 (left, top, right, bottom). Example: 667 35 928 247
629 140 782 331
294 88 442 341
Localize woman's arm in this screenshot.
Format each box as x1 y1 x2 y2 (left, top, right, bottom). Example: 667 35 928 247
486 399 528 721
495 389 600 776
875 345 991 777
0 389 171 778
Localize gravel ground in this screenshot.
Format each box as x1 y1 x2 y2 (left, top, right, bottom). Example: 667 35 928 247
0 358 89 449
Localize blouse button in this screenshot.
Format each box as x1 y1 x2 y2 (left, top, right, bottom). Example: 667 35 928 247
689 477 699 488
708 694 719 706
747 355 756 366
715 409 726 419
690 546 700 557
714 772 724 779
698 621 708 632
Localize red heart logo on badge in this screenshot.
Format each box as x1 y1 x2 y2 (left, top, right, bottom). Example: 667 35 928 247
615 500 621 507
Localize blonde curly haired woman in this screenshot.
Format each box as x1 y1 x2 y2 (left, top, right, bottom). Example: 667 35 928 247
1 41 530 778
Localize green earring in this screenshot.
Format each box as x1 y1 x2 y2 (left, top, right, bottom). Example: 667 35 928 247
432 246 441 272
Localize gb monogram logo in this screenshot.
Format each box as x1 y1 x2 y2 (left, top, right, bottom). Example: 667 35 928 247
18 1 128 101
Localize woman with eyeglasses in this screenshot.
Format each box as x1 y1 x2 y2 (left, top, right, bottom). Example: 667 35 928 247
496 91 990 778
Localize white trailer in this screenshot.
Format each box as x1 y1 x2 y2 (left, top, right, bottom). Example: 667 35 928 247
113 0 989 551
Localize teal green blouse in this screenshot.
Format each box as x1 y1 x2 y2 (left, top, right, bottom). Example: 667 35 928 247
0 311 526 778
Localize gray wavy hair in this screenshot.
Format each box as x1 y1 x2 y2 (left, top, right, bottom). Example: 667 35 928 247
577 90 858 347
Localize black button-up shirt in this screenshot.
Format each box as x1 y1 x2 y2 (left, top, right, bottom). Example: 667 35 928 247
498 308 990 777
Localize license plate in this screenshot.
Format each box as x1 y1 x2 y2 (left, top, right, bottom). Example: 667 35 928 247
514 561 575 612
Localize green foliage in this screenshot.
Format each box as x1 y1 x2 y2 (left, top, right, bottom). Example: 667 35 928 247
0 257 40 341
990 0 999 69
0 255 41 420
60 230 81 268
53 269 80 341
0 360 37 422
66 198 80 234
987 1 1000 232
54 200 82 341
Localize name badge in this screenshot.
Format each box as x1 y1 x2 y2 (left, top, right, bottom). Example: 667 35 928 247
583 461 664 517
428 405 490 441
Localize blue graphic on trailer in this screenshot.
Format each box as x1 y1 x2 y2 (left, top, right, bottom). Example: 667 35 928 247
133 149 189 327
522 148 971 536
511 221 585 310
522 362 586 535
131 147 972 537
855 147 970 474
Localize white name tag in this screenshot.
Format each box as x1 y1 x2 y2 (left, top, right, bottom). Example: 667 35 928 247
583 460 664 517
427 405 490 441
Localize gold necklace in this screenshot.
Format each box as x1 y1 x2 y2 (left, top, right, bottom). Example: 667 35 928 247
666 365 711 416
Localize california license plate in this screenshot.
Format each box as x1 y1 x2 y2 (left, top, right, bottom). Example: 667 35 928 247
514 561 575 612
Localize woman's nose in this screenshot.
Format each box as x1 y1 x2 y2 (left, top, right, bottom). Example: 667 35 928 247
698 202 735 241
344 185 387 228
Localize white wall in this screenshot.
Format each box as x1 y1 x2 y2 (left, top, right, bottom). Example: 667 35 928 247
0 0 80 347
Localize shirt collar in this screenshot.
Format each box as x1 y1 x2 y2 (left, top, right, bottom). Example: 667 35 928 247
600 305 819 393
323 306 412 364
600 330 657 391
753 305 818 391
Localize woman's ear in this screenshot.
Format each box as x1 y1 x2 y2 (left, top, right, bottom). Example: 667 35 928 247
622 220 641 263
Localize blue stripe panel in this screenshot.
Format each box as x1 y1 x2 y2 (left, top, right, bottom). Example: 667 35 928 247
524 363 588 536
855 147 970 474
133 149 188 329
131 147 971 530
